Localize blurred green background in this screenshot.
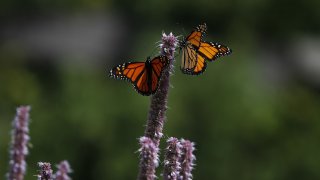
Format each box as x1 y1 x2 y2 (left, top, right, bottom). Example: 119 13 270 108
1 0 320 179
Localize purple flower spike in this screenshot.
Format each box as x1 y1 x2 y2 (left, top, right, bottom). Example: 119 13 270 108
179 139 196 180
163 137 182 180
144 32 178 146
7 106 31 180
37 162 53 180
160 32 178 61
137 137 159 180
54 160 72 180
139 33 177 180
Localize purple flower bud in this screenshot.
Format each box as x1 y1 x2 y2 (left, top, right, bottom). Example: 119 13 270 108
179 139 196 180
160 33 178 60
54 160 72 180
163 137 182 180
37 162 53 180
7 106 31 180
137 137 159 180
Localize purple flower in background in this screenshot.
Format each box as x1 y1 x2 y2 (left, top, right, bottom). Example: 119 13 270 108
179 139 196 180
163 137 182 180
7 106 31 180
137 137 159 180
37 162 53 180
54 160 72 180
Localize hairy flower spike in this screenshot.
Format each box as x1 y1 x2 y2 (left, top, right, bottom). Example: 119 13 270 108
54 160 72 180
144 32 178 146
138 137 159 180
179 139 196 180
138 32 178 180
163 137 182 180
160 33 178 61
7 106 31 180
37 162 53 180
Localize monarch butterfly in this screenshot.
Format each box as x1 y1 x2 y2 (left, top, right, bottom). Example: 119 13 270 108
180 23 232 75
109 55 169 96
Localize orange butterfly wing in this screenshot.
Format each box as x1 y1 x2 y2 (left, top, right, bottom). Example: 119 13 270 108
197 42 232 61
109 56 168 96
180 23 207 75
180 23 232 75
186 23 207 48
110 61 145 82
181 44 207 75
150 55 169 92
191 53 206 75
186 42 231 75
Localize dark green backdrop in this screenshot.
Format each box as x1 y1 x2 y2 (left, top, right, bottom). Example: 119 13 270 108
1 0 320 179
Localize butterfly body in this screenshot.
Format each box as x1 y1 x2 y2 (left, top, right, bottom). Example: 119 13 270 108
142 58 153 95
109 56 169 96
180 23 232 75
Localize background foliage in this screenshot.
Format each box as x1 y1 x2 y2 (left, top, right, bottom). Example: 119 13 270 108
1 0 320 179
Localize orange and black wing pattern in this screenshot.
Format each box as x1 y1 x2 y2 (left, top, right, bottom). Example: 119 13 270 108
179 23 207 75
198 42 232 61
149 56 169 94
109 55 168 96
184 23 207 48
181 45 207 75
179 23 232 75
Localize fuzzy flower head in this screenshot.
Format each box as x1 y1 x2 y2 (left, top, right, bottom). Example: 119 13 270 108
163 137 182 180
37 162 53 180
138 136 159 180
160 32 178 60
179 139 196 180
55 160 72 180
7 106 31 180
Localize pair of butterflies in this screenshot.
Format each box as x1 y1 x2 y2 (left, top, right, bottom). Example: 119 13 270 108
109 23 232 96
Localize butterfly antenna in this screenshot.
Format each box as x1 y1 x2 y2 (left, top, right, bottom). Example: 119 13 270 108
149 44 160 58
182 26 186 36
